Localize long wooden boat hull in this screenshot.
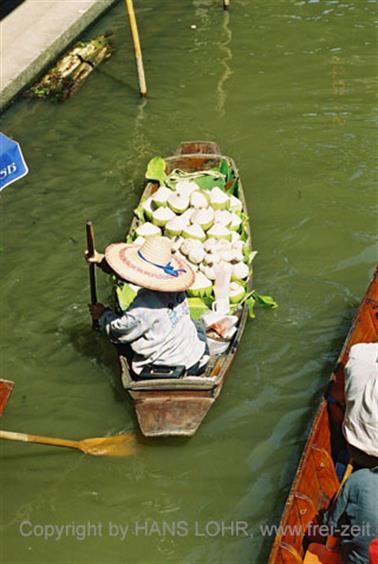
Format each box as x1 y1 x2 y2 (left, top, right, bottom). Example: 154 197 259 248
120 141 252 437
268 269 378 563
0 379 15 417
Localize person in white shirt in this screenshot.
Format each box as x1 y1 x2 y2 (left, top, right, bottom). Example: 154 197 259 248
86 236 209 377
343 342 378 467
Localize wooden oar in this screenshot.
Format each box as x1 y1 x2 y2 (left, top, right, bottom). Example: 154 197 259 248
86 221 99 329
0 429 137 457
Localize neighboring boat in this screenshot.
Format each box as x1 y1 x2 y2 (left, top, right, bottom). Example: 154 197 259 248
119 141 252 437
268 269 378 563
0 379 14 417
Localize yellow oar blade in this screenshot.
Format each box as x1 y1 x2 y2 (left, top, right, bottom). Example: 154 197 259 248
79 433 137 457
0 429 138 458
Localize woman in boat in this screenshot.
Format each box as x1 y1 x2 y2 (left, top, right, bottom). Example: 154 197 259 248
86 236 209 378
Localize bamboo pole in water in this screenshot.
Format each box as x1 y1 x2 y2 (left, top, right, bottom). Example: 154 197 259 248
124 0 147 96
223 0 230 10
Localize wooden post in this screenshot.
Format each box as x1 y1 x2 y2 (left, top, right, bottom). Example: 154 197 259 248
223 0 230 9
125 0 147 96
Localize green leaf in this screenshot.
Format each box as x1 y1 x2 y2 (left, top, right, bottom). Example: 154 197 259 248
247 250 258 265
133 205 145 222
240 212 250 242
194 173 225 191
126 233 135 244
246 296 256 319
145 157 167 184
116 283 138 311
254 291 278 309
219 158 231 180
188 297 211 320
226 178 239 196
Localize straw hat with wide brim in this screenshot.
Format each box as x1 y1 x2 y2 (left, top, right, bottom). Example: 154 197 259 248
105 236 195 292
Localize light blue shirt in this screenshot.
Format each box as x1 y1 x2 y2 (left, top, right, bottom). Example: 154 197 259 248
99 289 206 374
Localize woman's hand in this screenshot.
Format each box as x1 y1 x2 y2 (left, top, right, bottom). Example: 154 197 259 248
88 303 108 321
85 249 105 264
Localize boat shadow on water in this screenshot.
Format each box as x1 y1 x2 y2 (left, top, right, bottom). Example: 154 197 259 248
67 324 130 404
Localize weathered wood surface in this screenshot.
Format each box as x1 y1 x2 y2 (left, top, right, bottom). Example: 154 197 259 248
268 269 378 563
0 379 15 416
26 35 112 102
121 140 252 437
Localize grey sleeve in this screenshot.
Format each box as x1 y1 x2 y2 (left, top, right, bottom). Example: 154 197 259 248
324 480 351 529
99 309 146 343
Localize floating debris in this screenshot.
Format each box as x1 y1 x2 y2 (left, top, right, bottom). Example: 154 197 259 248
26 34 113 102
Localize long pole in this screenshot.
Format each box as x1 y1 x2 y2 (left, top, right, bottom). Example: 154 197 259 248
86 221 99 329
125 0 147 97
223 0 230 9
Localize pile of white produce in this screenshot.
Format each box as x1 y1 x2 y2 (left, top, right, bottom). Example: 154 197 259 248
133 179 251 303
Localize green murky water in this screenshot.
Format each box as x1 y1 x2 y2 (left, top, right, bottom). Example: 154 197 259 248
1 1 376 562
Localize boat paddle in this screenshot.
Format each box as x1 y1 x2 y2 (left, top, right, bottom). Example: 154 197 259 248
0 429 137 457
86 220 99 329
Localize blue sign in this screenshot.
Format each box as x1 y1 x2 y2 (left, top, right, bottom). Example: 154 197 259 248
0 132 29 192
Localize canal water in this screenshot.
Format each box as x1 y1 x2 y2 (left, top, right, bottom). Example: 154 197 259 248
0 1 376 562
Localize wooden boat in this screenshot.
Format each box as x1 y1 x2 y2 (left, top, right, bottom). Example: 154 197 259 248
268 268 378 563
0 379 14 417
119 141 252 437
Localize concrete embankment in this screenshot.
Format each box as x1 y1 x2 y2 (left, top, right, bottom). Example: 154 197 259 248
0 0 118 112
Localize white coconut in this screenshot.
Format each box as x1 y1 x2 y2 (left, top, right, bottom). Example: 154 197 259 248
229 213 242 231
204 252 214 265
191 208 214 231
187 272 213 298
142 197 154 221
175 180 199 198
168 192 190 214
203 238 219 253
210 187 230 210
214 209 233 227
220 249 234 262
202 265 216 281
232 240 244 252
135 222 161 238
165 216 186 238
180 238 203 256
230 282 246 304
152 185 172 207
218 239 232 251
188 247 206 264
207 223 232 241
229 195 243 214
231 250 244 263
152 206 175 227
231 231 241 244
232 262 249 280
190 190 209 209
182 223 206 242
180 208 194 225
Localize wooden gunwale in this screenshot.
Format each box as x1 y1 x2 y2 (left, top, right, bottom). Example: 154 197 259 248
119 141 252 436
268 268 378 563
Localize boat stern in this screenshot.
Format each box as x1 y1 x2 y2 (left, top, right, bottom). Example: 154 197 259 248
132 392 214 437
